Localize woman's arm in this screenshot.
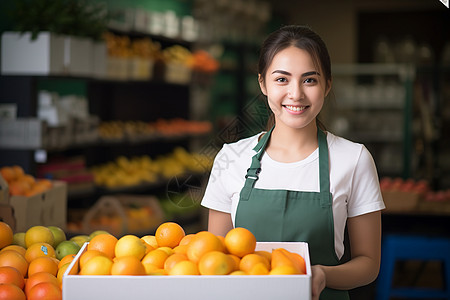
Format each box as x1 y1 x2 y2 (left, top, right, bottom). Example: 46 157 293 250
316 210 382 290
208 209 234 237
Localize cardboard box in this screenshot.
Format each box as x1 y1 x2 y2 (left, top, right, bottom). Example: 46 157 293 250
0 118 48 149
9 181 67 231
0 205 15 230
0 175 9 205
63 241 312 300
382 190 421 212
1 31 66 75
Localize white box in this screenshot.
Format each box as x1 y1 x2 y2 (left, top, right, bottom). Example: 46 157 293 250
0 118 47 149
92 42 107 78
65 36 93 76
63 242 312 300
1 31 66 75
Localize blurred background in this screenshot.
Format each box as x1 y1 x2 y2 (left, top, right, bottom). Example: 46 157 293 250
0 1 449 298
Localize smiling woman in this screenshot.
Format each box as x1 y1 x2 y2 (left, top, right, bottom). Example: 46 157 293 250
201 25 385 300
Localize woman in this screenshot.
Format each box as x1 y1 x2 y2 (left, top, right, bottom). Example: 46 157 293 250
201 25 385 299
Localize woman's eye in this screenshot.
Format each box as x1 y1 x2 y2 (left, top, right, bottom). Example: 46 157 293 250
276 77 287 83
304 78 317 84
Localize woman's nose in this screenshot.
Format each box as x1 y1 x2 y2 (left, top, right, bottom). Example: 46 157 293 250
288 84 303 100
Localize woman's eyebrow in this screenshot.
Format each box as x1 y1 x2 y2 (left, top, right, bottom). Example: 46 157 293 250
270 70 320 77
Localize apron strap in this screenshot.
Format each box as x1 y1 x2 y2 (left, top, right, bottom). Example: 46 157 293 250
241 126 274 201
318 129 331 207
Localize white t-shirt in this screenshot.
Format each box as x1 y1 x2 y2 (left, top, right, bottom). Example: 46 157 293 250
201 131 385 259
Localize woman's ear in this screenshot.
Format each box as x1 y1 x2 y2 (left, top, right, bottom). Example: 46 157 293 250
324 79 332 97
258 74 267 96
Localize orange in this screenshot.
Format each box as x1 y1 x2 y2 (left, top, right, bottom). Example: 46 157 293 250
239 253 270 273
11 166 24 179
155 222 185 248
143 263 166 275
27 281 61 300
0 250 28 277
24 272 60 296
79 250 107 270
216 235 228 253
9 180 32 196
25 243 56 263
111 256 146 275
0 283 26 300
57 254 75 269
0 245 26 258
28 256 58 277
186 231 224 263
163 253 188 273
271 248 306 275
228 254 241 272
17 174 35 186
0 266 25 289
168 260 199 275
224 227 256 258
229 270 247 275
198 251 234 275
87 234 118 259
25 226 54 249
115 235 147 260
248 262 269 275
173 245 188 255
0 222 13 249
179 234 195 246
0 166 16 182
254 250 272 263
141 249 170 269
79 255 113 275
269 265 300 275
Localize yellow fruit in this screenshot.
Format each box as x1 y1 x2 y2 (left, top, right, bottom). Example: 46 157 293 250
115 235 146 260
229 270 247 275
141 235 158 249
239 253 270 273
25 226 54 249
269 265 300 275
248 262 269 275
79 255 113 275
168 260 199 275
157 247 174 256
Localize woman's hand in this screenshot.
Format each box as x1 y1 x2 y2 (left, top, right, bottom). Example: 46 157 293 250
311 265 326 300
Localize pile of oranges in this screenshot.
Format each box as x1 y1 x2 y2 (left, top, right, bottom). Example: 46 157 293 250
0 166 52 197
75 222 306 277
0 222 79 300
0 220 307 299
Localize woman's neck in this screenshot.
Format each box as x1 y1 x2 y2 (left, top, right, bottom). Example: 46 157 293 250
266 122 319 163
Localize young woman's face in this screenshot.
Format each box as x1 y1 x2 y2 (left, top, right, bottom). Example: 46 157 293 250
259 46 331 130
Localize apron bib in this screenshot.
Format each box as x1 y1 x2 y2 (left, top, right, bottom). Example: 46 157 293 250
235 126 349 300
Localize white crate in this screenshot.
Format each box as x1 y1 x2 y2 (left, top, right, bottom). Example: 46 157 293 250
63 242 311 300
1 31 66 75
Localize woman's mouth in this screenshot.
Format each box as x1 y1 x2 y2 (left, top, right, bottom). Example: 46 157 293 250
284 105 308 113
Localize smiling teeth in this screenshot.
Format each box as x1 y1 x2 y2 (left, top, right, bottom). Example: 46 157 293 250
285 105 306 112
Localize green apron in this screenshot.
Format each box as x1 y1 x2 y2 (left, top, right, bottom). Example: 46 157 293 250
235 126 349 300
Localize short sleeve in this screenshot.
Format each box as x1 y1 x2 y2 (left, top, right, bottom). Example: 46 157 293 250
347 146 386 217
201 146 233 213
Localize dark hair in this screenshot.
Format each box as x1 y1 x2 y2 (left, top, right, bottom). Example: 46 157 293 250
257 25 332 130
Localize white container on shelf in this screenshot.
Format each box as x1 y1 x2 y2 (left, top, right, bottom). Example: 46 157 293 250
1 31 66 75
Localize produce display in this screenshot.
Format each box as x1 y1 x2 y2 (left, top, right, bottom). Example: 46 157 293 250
0 220 307 300
90 147 213 189
0 166 52 197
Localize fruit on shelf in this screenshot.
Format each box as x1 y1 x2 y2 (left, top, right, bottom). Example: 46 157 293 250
0 165 52 197
90 147 212 189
